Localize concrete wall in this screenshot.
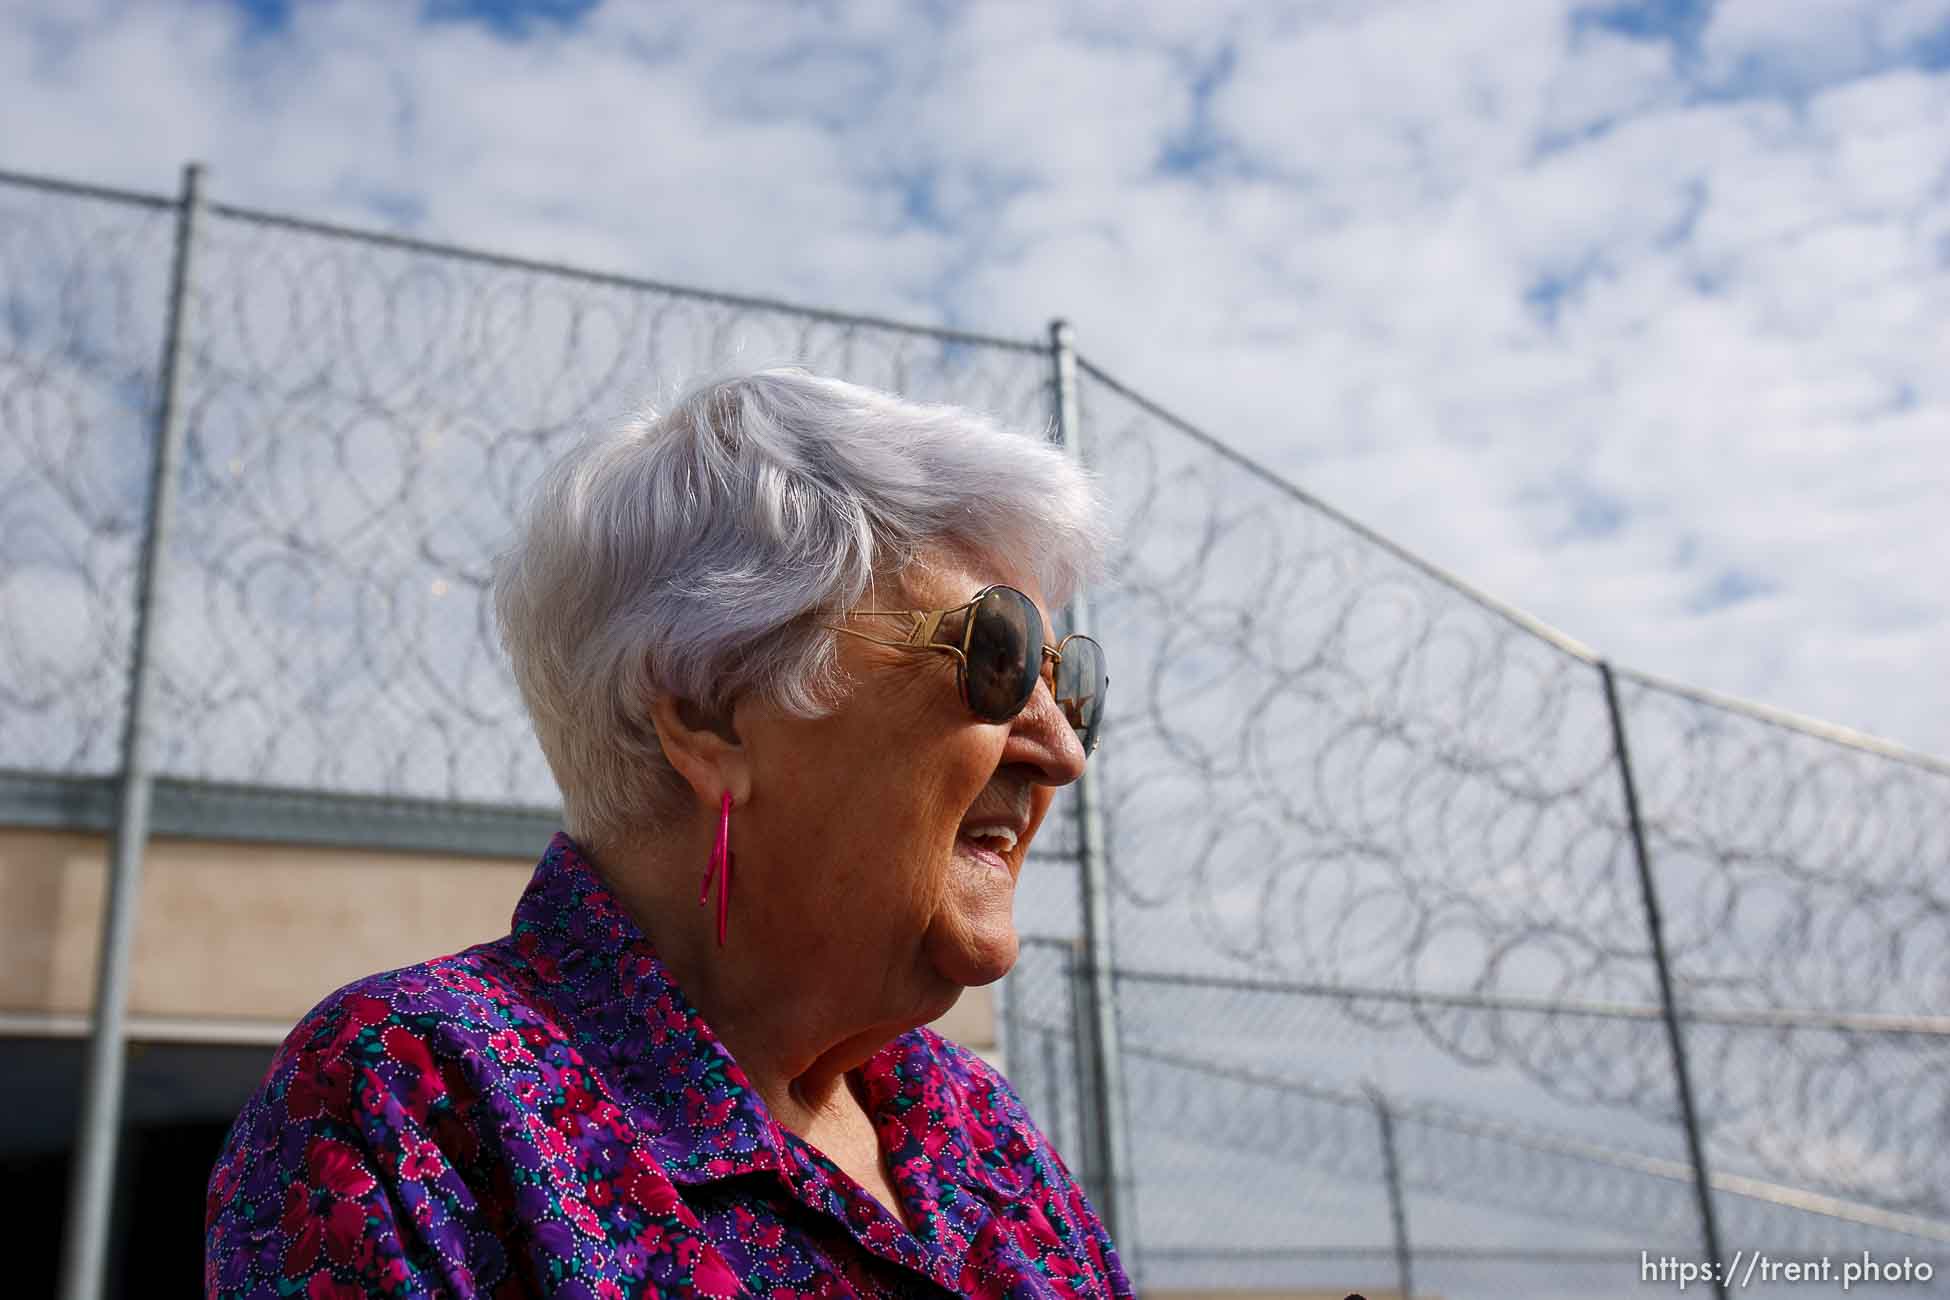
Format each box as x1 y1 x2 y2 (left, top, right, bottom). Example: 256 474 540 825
0 827 994 1052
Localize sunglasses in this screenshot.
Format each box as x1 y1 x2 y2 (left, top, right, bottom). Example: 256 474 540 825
827 584 1108 755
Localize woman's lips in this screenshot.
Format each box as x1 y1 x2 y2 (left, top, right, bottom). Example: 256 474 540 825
955 833 1012 874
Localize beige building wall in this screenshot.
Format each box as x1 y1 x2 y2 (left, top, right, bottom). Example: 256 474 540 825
0 826 994 1053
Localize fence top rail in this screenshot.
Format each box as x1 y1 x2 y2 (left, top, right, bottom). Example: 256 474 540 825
1612 663 1950 778
1099 962 1950 1037
1073 356 1601 664
0 766 564 822
203 199 1048 356
0 163 176 211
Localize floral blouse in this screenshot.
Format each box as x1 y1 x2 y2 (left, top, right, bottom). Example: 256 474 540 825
205 832 1132 1299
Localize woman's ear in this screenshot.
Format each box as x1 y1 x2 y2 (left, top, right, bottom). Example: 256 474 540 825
645 691 752 809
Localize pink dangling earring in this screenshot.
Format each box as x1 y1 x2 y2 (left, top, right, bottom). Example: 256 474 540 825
698 790 733 947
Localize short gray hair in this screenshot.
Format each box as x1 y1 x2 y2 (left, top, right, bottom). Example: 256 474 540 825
493 367 1112 851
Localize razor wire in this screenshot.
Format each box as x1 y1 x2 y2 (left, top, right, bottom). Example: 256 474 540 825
0 177 176 778
150 204 1055 809
1062 361 1950 1287
1617 673 1950 1219
5 165 1949 1297
1002 943 1948 1295
1121 1039 1945 1287
1071 359 1666 1075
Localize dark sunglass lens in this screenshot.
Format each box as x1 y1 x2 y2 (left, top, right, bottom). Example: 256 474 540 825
1054 635 1107 753
964 587 1041 721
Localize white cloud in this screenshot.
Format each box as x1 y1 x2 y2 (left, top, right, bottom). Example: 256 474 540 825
2 0 1948 763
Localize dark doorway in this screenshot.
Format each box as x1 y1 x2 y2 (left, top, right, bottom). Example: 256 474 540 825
0 1035 277 1298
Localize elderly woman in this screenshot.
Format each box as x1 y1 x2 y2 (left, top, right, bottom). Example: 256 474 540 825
204 369 1129 1298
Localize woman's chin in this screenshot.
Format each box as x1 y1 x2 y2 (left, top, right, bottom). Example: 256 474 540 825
925 917 1019 989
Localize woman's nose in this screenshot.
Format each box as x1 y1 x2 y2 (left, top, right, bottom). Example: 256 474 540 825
1004 674 1089 786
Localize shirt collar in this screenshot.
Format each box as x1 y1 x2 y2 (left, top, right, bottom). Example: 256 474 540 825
509 831 786 1185
509 832 992 1288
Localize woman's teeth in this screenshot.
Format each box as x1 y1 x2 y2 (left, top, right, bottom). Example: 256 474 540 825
962 828 1018 853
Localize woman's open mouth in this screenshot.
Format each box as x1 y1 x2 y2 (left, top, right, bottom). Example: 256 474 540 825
955 830 1016 875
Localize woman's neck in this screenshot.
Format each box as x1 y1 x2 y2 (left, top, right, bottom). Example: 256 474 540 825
588 834 901 1136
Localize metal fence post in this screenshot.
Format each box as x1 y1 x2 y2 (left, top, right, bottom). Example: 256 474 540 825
1367 1083 1414 1300
57 161 204 1300
1600 660 1726 1300
1001 952 1024 1084
1049 318 1137 1270
1067 938 1103 1190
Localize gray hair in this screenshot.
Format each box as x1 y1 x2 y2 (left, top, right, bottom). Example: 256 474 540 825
493 367 1112 851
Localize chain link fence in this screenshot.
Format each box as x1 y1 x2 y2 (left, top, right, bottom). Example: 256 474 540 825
4 164 1946 1299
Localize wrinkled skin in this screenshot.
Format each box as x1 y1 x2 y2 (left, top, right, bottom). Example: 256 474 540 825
601 550 1088 1212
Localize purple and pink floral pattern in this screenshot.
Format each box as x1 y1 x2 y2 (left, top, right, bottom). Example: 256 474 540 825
205 833 1132 1299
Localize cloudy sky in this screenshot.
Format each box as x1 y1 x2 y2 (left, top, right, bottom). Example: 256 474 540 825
6 0 1948 759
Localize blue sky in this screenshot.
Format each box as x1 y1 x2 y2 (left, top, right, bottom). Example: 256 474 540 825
4 0 1949 758
231 0 603 37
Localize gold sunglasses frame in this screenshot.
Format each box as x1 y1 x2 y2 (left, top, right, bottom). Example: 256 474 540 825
823 584 1106 752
